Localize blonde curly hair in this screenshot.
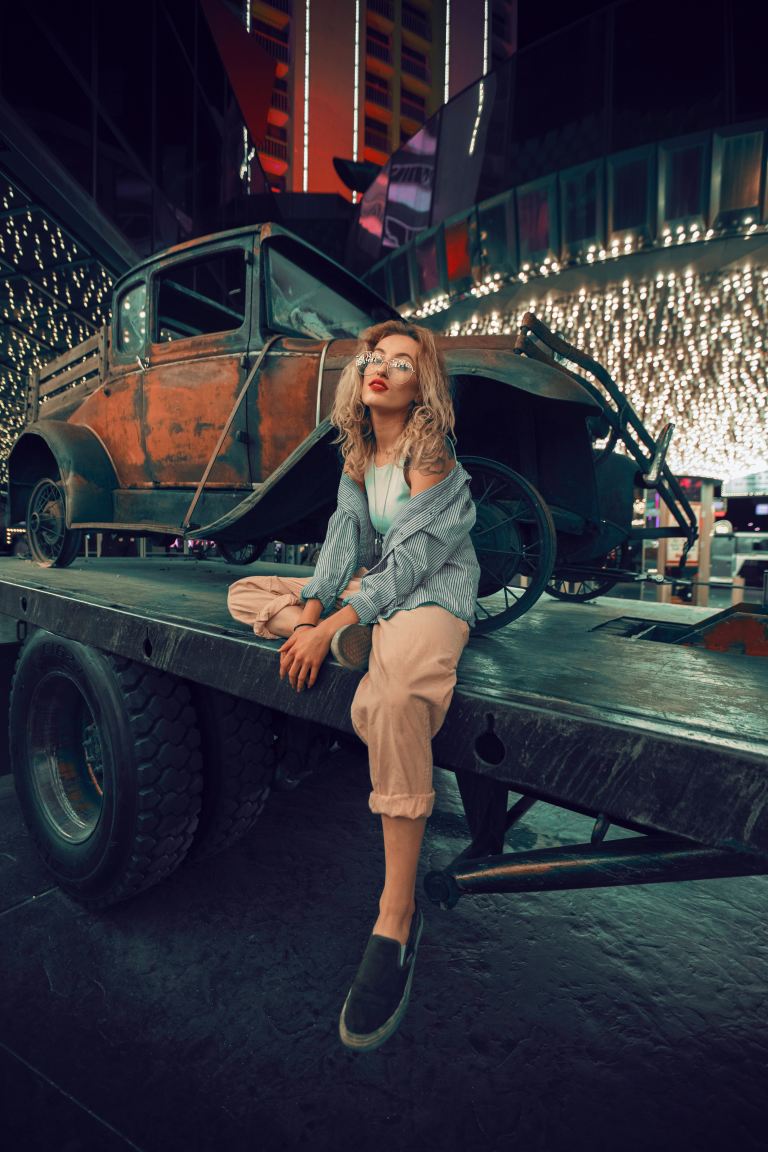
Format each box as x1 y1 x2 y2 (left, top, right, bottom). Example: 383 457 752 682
330 320 455 482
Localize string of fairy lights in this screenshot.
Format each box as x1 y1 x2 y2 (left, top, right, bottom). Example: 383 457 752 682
447 265 768 481
1 161 766 490
0 173 114 482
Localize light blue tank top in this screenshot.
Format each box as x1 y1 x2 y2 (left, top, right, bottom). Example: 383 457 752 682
364 458 411 534
364 439 458 535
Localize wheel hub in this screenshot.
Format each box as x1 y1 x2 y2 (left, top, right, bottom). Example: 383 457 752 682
26 478 73 566
30 676 105 843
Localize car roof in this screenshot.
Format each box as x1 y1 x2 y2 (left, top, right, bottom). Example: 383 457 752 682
113 225 265 292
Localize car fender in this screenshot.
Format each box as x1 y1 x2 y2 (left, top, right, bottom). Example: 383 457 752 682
8 422 119 526
440 342 602 410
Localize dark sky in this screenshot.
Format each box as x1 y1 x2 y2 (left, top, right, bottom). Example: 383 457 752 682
517 0 611 49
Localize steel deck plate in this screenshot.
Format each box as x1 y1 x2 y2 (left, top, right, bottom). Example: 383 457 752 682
0 556 766 857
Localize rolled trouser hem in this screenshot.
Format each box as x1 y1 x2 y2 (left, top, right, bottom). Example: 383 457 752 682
369 790 435 819
255 592 302 638
227 586 302 639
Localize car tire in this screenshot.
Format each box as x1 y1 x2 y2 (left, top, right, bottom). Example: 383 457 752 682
26 476 83 568
217 540 267 565
459 456 557 633
9 631 203 909
186 686 276 860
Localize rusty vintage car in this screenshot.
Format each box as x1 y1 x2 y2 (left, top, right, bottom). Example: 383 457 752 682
10 223 697 632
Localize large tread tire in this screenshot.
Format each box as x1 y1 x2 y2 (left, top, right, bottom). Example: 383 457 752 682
9 631 203 910
271 714 334 791
186 687 276 860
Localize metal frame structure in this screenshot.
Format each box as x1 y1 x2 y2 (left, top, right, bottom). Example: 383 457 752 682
0 557 766 885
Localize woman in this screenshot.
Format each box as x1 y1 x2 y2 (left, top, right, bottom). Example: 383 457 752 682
227 321 480 1051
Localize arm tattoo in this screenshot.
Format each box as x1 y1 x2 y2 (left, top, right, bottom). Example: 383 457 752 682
423 454 448 475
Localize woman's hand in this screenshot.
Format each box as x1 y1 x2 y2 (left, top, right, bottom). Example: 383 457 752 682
278 626 332 691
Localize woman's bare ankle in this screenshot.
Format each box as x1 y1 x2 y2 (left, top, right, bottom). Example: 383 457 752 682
373 899 416 946
267 605 304 637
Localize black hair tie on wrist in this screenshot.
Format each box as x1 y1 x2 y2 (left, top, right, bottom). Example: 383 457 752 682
293 623 317 631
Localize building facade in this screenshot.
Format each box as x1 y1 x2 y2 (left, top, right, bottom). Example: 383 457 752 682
250 0 516 194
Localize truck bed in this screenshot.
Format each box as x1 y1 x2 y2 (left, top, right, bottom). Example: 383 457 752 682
0 556 766 858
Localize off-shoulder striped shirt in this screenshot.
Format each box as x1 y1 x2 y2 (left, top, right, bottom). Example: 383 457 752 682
299 462 480 627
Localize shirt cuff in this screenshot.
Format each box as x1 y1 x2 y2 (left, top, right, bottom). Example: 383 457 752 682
300 580 337 612
341 589 385 626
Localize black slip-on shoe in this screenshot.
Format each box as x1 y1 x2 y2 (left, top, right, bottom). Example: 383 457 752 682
339 904 424 1052
330 623 373 671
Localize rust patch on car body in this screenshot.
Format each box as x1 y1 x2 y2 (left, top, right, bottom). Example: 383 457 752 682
143 354 247 487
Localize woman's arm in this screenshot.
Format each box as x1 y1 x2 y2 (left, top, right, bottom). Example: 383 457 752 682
279 470 364 690
298 481 362 612
278 600 361 690
341 480 476 625
406 453 455 496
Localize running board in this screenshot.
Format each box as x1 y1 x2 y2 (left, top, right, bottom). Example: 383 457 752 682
188 418 338 540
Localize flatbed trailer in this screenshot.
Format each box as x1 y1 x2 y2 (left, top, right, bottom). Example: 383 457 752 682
1 555 767 910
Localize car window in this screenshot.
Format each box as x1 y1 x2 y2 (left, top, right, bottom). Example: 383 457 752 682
117 282 148 355
265 244 388 339
154 249 246 342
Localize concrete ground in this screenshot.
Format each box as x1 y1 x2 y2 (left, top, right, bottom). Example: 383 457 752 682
1 743 766 1152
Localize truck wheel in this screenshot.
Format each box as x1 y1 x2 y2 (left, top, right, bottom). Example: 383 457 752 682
186 687 275 860
26 476 83 568
9 631 203 909
272 714 334 791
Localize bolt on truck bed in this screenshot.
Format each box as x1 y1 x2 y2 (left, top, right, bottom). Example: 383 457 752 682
1 555 767 866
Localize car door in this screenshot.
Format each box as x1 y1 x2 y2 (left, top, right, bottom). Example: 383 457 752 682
248 232 397 483
142 238 255 490
70 277 150 488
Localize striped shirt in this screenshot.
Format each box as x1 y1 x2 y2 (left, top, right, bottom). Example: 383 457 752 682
299 462 481 627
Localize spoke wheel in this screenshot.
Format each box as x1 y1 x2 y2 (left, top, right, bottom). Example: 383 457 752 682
26 476 82 568
545 575 619 602
460 456 557 634
546 548 623 603
217 540 266 565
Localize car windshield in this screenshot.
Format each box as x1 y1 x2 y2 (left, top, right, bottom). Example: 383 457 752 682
264 242 392 339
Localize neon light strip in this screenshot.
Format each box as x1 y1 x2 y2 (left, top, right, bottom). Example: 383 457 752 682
483 0 489 74
303 0 311 192
242 0 251 187
469 81 484 155
242 126 249 183
469 0 490 156
352 0 360 202
444 0 451 103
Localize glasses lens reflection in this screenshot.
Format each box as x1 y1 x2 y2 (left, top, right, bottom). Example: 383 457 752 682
357 353 413 381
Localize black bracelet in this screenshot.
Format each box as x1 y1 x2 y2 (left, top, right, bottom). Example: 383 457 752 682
293 622 317 631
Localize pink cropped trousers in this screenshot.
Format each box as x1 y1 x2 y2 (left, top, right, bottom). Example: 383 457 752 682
227 572 470 819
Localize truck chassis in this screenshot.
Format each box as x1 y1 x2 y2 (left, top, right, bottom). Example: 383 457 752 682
1 555 767 910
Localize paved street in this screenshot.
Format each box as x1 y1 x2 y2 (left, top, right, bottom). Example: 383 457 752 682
1 744 766 1152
